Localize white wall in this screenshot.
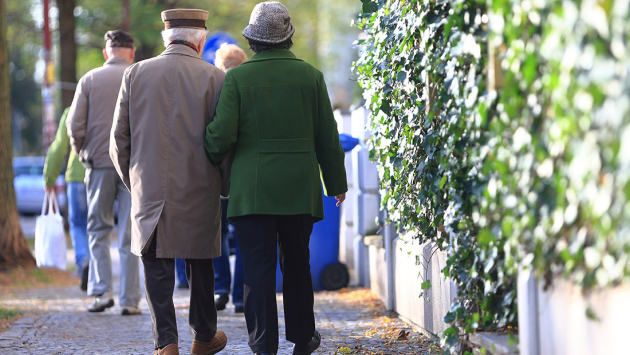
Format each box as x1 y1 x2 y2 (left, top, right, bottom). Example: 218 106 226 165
335 110 356 274
394 234 458 336
519 273 630 355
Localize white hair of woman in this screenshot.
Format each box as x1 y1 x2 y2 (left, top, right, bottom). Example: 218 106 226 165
161 28 207 50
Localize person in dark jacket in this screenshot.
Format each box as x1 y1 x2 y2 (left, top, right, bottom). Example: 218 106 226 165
205 2 348 355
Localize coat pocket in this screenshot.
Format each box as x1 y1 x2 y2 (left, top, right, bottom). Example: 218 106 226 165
259 138 310 154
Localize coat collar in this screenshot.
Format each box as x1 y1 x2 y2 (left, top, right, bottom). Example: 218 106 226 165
245 49 302 64
104 56 131 66
160 44 202 60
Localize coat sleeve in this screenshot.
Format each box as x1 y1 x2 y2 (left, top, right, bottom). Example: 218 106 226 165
315 72 348 197
205 71 239 166
67 74 90 153
219 147 235 197
43 108 71 188
110 68 132 191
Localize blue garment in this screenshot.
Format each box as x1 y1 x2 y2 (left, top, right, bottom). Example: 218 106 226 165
175 258 188 286
67 182 89 268
232 239 244 306
214 199 244 306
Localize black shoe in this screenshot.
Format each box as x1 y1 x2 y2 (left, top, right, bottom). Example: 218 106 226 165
214 293 229 311
80 260 89 292
234 304 244 313
292 330 321 355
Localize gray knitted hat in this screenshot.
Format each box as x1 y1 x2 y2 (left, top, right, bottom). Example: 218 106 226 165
242 2 295 44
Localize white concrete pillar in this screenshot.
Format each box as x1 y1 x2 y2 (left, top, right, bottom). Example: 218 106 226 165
348 106 380 287
518 267 540 355
383 222 397 311
334 109 357 273
353 235 370 287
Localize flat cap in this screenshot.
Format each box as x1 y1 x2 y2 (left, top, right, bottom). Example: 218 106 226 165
161 9 209 29
242 2 295 44
104 30 134 48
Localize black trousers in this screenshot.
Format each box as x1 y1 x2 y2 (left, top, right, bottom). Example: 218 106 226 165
234 214 316 354
141 235 217 349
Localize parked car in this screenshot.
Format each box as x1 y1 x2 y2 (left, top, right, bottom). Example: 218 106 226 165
13 156 67 216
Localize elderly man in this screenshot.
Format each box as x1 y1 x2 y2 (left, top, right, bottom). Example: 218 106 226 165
67 30 141 315
110 9 229 355
205 2 348 355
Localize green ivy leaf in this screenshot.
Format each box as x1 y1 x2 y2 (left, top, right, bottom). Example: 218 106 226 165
361 0 377 14
380 100 391 115
439 175 448 189
444 311 456 323
478 230 494 245
396 70 407 83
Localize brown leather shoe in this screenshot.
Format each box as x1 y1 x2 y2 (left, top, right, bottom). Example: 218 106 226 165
154 343 179 355
190 330 227 355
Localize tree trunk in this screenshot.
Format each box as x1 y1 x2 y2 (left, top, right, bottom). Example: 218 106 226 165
58 0 76 109
121 0 130 32
134 43 157 63
0 0 36 270
133 0 178 62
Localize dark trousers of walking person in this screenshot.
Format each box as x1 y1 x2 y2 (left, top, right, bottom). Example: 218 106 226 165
215 199 245 307
234 214 316 354
141 233 218 349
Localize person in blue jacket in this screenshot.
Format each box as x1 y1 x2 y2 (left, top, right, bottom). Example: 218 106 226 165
212 43 247 313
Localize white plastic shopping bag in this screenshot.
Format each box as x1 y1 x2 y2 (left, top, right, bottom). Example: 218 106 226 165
34 190 67 270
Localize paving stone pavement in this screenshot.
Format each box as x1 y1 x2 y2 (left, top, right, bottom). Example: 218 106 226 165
1 239 432 354
1 284 432 354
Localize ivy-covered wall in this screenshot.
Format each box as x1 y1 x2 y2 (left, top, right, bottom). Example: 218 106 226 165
354 0 630 353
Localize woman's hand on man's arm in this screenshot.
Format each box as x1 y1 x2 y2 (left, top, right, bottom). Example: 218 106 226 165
335 193 346 207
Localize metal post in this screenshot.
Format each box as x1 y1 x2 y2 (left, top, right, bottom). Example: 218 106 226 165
41 0 55 150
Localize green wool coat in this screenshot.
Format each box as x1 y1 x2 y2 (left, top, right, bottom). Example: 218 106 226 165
44 107 85 187
205 49 348 221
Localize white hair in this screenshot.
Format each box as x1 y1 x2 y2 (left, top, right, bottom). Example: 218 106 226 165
162 28 207 48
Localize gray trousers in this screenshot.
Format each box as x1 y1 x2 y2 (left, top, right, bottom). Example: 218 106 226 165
85 168 140 307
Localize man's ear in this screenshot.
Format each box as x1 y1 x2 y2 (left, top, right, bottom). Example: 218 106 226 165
130 47 137 62
102 48 109 61
198 38 206 55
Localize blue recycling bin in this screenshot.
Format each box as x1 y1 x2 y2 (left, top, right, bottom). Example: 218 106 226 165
275 133 359 292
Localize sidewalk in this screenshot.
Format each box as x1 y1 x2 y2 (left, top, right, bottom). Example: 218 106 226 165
0 286 432 355
0 238 431 354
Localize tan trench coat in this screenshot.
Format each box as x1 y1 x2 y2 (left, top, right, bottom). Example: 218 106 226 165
110 44 230 259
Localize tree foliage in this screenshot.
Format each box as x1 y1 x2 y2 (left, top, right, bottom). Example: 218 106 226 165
486 0 630 291
7 0 43 154
73 0 321 76
355 0 630 353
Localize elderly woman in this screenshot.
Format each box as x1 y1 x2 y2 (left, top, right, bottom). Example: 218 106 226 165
215 43 248 71
205 2 348 355
212 43 247 314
